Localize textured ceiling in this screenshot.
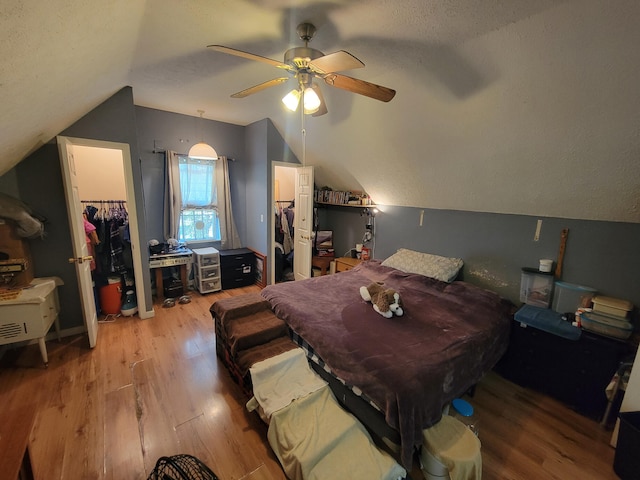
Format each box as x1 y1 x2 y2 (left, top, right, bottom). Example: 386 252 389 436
1 0 639 222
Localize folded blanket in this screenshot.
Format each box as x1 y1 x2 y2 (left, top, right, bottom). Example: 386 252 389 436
249 348 327 419
210 293 271 325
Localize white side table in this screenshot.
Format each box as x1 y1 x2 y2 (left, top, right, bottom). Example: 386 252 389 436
0 277 63 365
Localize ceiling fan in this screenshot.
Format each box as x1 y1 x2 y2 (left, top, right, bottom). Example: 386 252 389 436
208 23 396 116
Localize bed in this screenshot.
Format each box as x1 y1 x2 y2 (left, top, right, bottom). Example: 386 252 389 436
260 251 513 469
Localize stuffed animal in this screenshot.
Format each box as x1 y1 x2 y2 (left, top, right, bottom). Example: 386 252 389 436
360 282 404 318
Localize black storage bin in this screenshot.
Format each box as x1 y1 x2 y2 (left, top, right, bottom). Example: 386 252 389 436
163 279 184 298
614 411 640 479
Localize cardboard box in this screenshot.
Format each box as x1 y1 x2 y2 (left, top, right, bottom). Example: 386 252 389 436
0 220 34 289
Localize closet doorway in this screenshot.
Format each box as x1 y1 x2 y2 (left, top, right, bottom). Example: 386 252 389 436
272 164 297 284
271 163 314 284
57 136 149 348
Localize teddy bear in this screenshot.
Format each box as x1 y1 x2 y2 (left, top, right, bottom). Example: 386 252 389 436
359 282 404 318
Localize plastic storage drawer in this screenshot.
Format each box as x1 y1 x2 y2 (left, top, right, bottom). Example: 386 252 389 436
193 247 220 267
196 273 221 294
199 265 220 280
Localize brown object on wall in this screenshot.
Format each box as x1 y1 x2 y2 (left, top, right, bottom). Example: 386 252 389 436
555 228 569 279
0 219 34 289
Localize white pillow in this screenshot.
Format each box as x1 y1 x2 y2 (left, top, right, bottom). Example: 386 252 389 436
381 248 463 282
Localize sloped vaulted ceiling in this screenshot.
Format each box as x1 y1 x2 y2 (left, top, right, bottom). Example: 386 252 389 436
1 0 639 222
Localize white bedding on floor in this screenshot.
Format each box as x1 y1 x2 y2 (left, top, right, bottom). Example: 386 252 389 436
248 347 406 480
248 348 327 420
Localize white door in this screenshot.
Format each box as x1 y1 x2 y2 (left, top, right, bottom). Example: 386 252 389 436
293 166 314 280
57 136 99 347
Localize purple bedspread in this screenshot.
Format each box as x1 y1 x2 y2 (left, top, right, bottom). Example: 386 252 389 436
261 260 512 468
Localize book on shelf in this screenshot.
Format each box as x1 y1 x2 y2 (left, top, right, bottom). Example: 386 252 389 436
314 189 371 205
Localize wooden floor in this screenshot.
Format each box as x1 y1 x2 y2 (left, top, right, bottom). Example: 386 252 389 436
0 285 621 479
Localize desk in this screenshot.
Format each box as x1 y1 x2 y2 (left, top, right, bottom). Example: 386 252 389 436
312 255 334 276
149 248 192 301
0 405 36 479
0 277 62 365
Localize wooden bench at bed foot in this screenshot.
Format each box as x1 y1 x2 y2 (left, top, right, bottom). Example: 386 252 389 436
210 293 296 396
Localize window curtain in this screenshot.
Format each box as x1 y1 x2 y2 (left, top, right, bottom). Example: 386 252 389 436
164 151 241 248
164 150 181 241
216 156 242 249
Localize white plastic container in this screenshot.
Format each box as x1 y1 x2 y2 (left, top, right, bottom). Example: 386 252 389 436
539 259 553 273
552 281 597 313
520 268 554 308
592 296 633 319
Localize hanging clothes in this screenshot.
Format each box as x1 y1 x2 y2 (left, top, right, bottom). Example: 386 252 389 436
281 208 293 254
83 214 98 271
83 201 130 275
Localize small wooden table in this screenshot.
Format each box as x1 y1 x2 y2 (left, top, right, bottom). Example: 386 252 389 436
311 255 334 275
149 249 192 301
335 257 362 273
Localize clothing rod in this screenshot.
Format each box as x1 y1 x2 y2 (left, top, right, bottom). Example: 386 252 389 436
275 200 294 204
152 148 236 161
81 200 127 203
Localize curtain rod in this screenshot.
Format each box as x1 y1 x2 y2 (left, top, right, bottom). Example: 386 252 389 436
81 199 127 203
152 148 235 161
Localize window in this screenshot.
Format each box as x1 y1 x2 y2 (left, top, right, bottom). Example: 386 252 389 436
178 156 220 242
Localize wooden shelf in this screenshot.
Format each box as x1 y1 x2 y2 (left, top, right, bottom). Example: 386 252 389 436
315 201 376 208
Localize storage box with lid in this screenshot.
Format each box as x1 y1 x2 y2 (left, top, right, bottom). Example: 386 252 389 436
520 267 554 308
592 296 633 319
579 311 633 340
552 281 597 314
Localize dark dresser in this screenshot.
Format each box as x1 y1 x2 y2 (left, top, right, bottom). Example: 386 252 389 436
219 248 255 290
494 317 632 420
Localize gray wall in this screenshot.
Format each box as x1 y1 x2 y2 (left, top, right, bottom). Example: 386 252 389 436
244 119 269 258
0 87 151 329
322 205 640 311
245 119 300 282
135 106 247 246
0 92 274 332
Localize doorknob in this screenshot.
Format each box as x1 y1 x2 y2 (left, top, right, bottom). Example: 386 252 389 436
68 256 93 264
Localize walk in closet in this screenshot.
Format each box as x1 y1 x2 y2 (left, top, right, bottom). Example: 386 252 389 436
273 166 296 282
72 145 140 318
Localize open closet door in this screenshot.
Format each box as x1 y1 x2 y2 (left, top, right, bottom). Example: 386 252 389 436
293 166 314 281
57 136 99 348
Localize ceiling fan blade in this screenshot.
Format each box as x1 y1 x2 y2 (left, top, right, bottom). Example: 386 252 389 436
207 45 294 72
309 51 364 74
311 84 328 117
230 77 290 98
323 73 396 102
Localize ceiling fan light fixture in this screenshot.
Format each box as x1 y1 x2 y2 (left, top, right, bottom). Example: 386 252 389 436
189 110 218 160
282 89 301 112
302 87 321 114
